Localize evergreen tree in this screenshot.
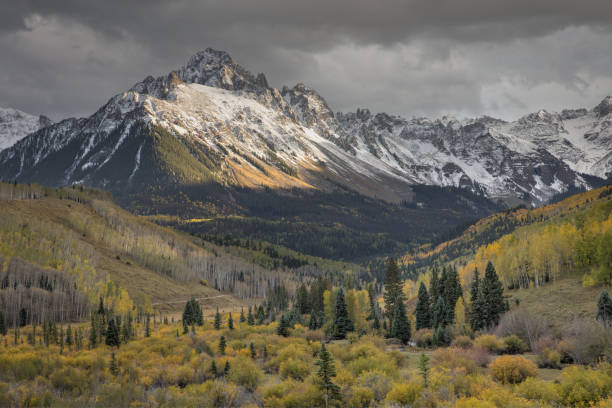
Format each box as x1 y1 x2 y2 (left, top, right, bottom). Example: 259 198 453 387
105 317 121 348
214 308 221 330
182 318 188 335
415 282 432 330
432 297 447 329
442 265 462 325
224 360 231 376
256 305 266 324
373 313 381 330
98 296 105 315
597 290 612 327
145 314 151 337
308 312 317 330
66 325 73 347
383 258 404 319
218 335 226 355
470 285 485 331
277 315 290 337
418 353 430 388
315 344 341 408
250 342 256 359
0 311 6 336
332 289 354 339
429 267 440 308
470 268 480 305
366 283 377 321
239 308 246 323
211 360 217 377
228 312 234 330
247 307 255 325
89 316 97 348
480 262 505 328
296 284 311 315
389 299 411 344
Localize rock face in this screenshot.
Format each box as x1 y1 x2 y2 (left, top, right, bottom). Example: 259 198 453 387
0 107 52 151
0 48 609 206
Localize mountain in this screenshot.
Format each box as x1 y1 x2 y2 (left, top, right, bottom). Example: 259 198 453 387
0 48 609 260
0 49 608 206
0 107 52 151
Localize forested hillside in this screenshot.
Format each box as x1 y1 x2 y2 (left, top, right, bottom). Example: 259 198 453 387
0 183 357 328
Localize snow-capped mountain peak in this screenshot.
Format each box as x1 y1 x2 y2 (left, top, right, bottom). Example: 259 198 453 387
0 107 52 151
0 49 609 207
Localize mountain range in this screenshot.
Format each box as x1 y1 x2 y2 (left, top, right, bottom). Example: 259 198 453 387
0 107 52 151
0 48 609 260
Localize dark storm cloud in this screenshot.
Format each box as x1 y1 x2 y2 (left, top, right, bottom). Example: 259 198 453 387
1 0 612 120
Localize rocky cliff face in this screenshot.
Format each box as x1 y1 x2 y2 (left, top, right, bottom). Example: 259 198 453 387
0 48 608 207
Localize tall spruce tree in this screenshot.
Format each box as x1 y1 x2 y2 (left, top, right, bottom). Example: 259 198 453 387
332 289 354 339
315 344 341 408
597 290 612 327
384 258 404 320
277 315 290 337
247 307 255 326
415 282 432 330
105 317 121 348
480 262 505 328
429 267 440 309
239 308 246 323
296 284 310 315
228 313 234 330
214 308 221 330
218 335 226 355
432 297 448 329
390 299 411 344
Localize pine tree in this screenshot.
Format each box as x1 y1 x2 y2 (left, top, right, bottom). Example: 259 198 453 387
247 307 255 325
110 352 119 376
89 316 97 348
182 318 188 335
228 312 234 330
415 282 432 330
0 311 6 336
66 325 73 347
480 262 505 328
145 314 151 337
470 268 480 305
597 290 612 327
332 289 354 339
250 342 256 359
296 284 310 314
384 258 404 319
224 360 230 376
390 299 411 344
308 312 318 330
432 297 447 329
105 317 121 348
429 267 440 308
256 305 266 324
211 360 217 377
214 308 221 330
239 308 246 323
442 265 462 325
470 285 485 332
315 344 341 408
218 335 226 355
373 313 381 330
277 315 290 337
418 353 430 388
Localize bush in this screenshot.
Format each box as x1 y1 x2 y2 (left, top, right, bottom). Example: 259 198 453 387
357 370 392 401
348 386 374 408
532 335 557 354
452 335 473 349
279 358 310 381
488 355 537 384
495 309 548 350
558 364 612 407
385 381 422 406
228 357 263 391
413 329 434 348
503 335 528 354
515 377 559 403
563 318 611 364
467 347 492 368
432 347 478 375
536 348 562 369
474 335 505 354
557 338 575 364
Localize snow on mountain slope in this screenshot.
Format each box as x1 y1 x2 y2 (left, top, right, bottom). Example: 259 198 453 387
0 48 609 207
0 108 52 151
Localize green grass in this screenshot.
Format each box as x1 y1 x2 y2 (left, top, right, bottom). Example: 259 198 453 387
507 277 610 333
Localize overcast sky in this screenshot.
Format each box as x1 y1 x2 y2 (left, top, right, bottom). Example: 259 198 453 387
1 0 612 121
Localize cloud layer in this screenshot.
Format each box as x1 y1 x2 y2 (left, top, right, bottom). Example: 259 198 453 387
1 0 611 120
